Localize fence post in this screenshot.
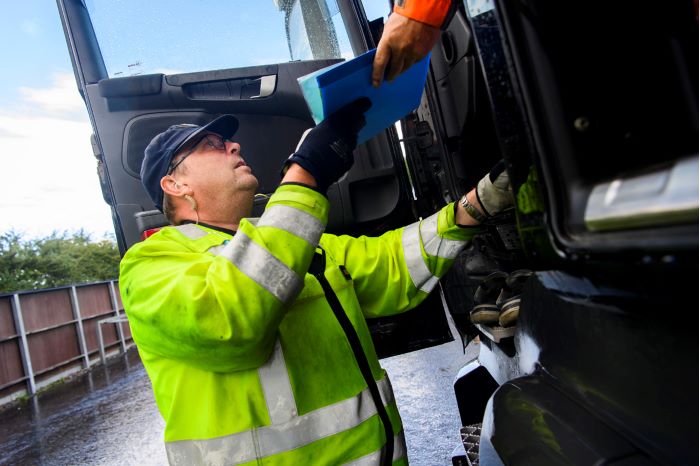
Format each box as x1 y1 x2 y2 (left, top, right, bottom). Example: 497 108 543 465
108 281 127 352
70 286 91 368
11 294 36 395
97 321 107 365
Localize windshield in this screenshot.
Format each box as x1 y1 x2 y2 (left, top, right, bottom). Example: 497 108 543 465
85 0 356 78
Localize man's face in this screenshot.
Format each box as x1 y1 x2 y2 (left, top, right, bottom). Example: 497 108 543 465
170 132 259 199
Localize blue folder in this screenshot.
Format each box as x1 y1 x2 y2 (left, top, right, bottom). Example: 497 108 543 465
297 49 431 144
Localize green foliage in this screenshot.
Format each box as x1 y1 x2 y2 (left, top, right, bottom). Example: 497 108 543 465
0 230 120 294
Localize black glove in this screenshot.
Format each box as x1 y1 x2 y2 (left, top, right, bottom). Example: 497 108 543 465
283 98 371 193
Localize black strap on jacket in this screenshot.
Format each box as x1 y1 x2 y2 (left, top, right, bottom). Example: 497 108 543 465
308 249 394 466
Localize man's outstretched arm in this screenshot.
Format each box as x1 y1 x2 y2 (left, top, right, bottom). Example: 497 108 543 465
372 0 458 87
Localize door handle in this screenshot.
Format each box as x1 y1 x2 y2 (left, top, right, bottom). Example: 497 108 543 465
250 75 276 99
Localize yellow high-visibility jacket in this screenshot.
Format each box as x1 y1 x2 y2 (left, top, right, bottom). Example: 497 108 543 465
120 184 478 465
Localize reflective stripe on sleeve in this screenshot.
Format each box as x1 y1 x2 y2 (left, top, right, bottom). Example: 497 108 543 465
258 339 297 424
257 204 324 247
216 231 303 304
174 223 307 303
165 376 397 465
342 431 408 466
420 213 467 259
401 221 440 293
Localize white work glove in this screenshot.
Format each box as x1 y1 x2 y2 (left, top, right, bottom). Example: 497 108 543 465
476 160 514 216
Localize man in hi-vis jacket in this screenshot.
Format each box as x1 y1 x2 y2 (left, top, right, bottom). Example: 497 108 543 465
120 99 512 465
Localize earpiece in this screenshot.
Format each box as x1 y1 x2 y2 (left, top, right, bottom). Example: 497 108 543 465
184 194 198 211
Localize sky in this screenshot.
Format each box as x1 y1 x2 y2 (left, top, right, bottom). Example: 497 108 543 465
0 2 114 240
0 0 389 241
0 0 289 240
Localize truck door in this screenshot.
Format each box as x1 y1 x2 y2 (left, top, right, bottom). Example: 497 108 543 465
416 1 698 463
56 0 455 358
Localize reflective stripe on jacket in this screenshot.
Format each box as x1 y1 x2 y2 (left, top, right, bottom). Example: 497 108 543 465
119 184 478 465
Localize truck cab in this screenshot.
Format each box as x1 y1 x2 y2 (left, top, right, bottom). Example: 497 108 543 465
57 0 698 464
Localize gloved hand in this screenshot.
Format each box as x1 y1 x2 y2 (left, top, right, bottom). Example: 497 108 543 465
283 98 372 193
476 160 514 216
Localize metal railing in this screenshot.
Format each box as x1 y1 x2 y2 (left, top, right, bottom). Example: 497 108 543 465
97 315 130 365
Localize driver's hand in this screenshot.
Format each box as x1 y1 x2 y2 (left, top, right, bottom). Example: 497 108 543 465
372 13 440 87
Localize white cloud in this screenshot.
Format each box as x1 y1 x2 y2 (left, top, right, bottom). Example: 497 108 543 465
20 20 40 37
18 73 86 117
0 73 114 239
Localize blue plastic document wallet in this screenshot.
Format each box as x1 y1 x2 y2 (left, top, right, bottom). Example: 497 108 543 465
297 49 431 144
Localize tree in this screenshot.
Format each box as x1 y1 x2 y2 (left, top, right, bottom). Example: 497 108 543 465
0 230 120 294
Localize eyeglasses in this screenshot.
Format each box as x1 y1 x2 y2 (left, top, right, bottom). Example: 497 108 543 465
167 133 231 174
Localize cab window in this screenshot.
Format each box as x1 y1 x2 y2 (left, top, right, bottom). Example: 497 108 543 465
85 0 355 78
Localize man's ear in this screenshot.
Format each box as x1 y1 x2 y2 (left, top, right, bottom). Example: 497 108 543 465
160 176 192 197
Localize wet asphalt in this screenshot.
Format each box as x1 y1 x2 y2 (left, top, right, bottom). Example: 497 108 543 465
0 334 478 466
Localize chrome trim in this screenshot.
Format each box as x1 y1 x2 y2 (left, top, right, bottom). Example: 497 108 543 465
585 156 699 231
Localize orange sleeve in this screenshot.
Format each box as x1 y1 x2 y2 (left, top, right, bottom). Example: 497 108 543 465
393 0 453 28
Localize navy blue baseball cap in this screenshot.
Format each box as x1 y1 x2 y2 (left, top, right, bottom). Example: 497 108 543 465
141 115 239 211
